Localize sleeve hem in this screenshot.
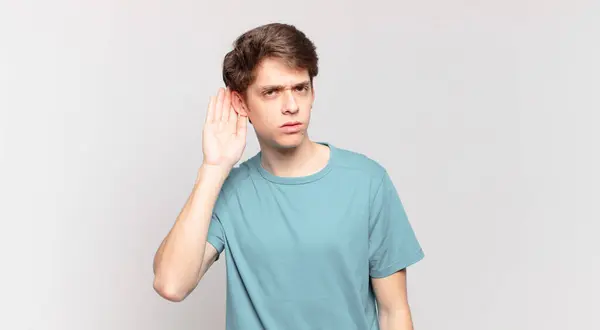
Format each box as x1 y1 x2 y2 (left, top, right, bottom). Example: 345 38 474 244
206 236 224 260
369 248 425 278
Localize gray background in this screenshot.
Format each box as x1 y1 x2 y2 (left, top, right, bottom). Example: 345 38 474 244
1 1 598 329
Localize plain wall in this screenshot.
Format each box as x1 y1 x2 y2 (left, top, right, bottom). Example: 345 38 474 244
1 1 598 329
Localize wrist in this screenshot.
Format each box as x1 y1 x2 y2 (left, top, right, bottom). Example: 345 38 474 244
197 163 232 183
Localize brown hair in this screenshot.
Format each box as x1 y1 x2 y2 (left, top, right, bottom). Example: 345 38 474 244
222 23 319 95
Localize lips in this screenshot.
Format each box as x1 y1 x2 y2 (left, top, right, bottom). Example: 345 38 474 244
281 121 301 127
280 122 303 133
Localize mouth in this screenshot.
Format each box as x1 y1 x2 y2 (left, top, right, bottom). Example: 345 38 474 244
280 121 303 133
280 121 302 128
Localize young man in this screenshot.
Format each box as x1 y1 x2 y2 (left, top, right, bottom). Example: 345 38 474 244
153 23 425 330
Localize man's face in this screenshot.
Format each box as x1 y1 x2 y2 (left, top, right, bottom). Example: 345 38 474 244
239 57 315 150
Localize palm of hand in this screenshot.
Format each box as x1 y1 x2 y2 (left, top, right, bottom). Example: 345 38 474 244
202 88 247 168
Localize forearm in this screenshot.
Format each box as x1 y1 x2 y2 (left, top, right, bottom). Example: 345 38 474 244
153 164 229 300
379 308 414 330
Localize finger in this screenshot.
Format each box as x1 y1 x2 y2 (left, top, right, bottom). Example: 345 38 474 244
214 88 225 123
205 96 216 123
236 113 247 138
226 105 237 130
222 89 232 123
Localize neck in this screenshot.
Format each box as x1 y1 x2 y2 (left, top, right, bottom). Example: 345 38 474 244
258 138 329 178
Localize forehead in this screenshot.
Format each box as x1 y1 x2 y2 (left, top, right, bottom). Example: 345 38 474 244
251 57 310 88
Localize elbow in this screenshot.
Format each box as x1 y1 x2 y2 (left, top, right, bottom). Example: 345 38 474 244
153 276 189 302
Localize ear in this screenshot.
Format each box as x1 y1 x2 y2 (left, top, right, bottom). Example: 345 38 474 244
231 91 249 117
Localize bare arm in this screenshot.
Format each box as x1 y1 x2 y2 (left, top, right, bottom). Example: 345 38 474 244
154 237 220 291
153 164 230 302
372 269 415 330
152 87 247 302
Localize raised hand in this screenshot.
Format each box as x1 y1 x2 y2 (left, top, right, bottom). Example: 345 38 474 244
202 88 248 169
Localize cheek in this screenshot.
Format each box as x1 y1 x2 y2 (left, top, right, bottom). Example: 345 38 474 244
300 101 313 118
248 103 278 128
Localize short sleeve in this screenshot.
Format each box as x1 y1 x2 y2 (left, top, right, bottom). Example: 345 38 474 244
206 193 227 261
207 214 225 260
368 170 425 278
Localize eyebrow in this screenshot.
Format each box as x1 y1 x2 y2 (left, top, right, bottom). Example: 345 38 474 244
259 80 311 92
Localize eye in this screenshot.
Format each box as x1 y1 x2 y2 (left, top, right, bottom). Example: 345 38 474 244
295 85 309 92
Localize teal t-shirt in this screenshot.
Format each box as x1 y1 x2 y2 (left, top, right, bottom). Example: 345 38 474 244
207 143 424 330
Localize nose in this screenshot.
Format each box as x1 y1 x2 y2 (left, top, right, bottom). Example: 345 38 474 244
282 90 299 114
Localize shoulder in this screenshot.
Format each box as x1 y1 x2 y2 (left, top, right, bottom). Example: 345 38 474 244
220 159 253 196
331 144 387 179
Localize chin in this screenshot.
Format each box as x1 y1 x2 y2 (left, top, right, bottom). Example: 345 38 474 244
269 133 307 150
